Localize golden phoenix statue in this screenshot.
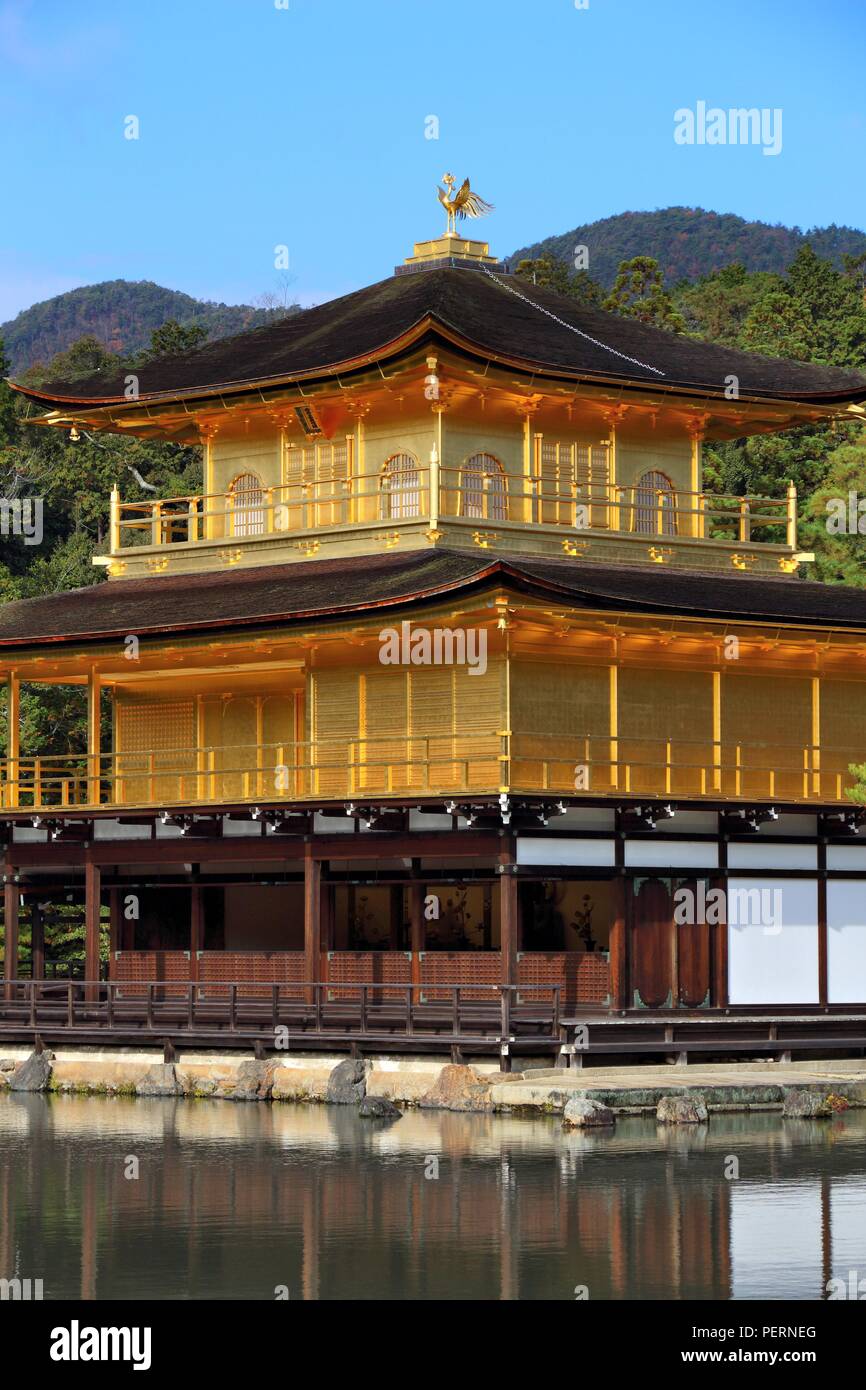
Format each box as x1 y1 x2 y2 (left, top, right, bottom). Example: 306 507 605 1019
437 174 494 236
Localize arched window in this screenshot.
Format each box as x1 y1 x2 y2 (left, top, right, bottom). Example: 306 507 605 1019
229 472 265 537
380 453 420 519
461 453 507 521
633 470 677 535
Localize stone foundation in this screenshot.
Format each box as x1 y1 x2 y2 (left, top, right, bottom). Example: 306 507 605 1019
3 1047 866 1115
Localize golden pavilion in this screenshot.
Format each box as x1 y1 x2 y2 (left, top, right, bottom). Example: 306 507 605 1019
3 185 866 1062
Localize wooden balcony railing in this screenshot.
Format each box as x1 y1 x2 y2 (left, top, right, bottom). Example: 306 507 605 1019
0 731 856 811
0 978 565 1054
109 472 798 554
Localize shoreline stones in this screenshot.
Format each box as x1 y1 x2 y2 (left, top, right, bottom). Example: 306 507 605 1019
213 1059 277 1102
8 1050 53 1093
562 1095 615 1129
418 1064 494 1112
326 1058 370 1105
135 1063 182 1098
657 1093 708 1125
358 1095 401 1121
781 1088 841 1119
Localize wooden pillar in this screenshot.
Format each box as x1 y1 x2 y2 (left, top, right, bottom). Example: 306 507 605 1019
712 835 729 1008
190 881 203 984
31 899 45 982
86 668 101 807
84 859 101 996
609 875 628 1011
6 672 19 808
3 863 19 995
817 840 828 1007
304 845 322 1005
409 867 424 1000
498 841 518 988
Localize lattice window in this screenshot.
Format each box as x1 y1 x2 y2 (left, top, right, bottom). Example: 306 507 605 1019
229 472 265 537
633 469 676 535
115 699 196 805
380 453 421 519
461 452 507 521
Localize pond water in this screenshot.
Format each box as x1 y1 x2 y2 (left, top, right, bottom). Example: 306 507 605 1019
0 1093 863 1300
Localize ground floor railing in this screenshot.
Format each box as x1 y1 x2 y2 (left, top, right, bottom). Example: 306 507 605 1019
3 981 866 1070
0 731 857 810
0 978 567 1048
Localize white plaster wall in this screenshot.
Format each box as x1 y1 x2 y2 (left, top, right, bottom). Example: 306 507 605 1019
727 876 819 1005
515 836 615 867
827 880 866 1004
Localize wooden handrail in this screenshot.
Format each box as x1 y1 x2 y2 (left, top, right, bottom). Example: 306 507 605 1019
111 471 797 552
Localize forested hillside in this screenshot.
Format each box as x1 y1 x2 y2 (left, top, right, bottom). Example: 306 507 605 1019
510 207 866 290
1 280 300 376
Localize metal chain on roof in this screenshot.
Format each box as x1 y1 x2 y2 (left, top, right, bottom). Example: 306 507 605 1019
480 268 667 378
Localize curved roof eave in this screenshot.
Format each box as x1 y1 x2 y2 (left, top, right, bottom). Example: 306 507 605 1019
10 309 866 416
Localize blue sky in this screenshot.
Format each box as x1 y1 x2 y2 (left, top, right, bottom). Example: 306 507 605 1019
0 0 864 323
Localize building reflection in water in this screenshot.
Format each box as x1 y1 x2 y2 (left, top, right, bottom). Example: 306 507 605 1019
0 1096 863 1301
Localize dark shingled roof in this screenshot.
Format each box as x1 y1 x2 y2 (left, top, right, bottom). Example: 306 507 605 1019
13 268 866 408
1 550 866 651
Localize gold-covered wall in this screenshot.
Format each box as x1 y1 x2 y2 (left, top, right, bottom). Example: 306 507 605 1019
510 660 612 793
114 688 299 804
19 598 866 811
115 692 197 804
308 651 507 798
720 672 812 801
619 667 714 797
509 651 866 804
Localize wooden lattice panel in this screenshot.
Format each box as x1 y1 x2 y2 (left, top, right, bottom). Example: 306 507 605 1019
114 950 191 997
326 951 412 1002
115 698 196 805
419 951 502 1003
517 951 610 1006
198 950 306 999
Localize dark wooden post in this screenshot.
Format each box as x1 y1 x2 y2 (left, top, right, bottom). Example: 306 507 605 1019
190 881 203 984
304 844 322 1005
3 862 19 998
608 875 628 1011
499 841 518 1057
31 899 45 982
84 859 101 999
711 836 729 1008
817 839 828 1007
409 866 425 1000
320 877 334 996
499 840 518 986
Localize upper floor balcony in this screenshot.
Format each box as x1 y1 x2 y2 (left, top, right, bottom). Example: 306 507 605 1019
103 459 802 580
0 728 858 814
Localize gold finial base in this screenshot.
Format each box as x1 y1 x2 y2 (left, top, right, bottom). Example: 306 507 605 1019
404 232 500 266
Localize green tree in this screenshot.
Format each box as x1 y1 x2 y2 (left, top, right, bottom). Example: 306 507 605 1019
17 334 121 388
513 257 602 305
848 764 866 807
675 264 778 346
802 440 866 586
739 288 813 360
138 318 209 362
603 256 686 331
0 338 19 444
